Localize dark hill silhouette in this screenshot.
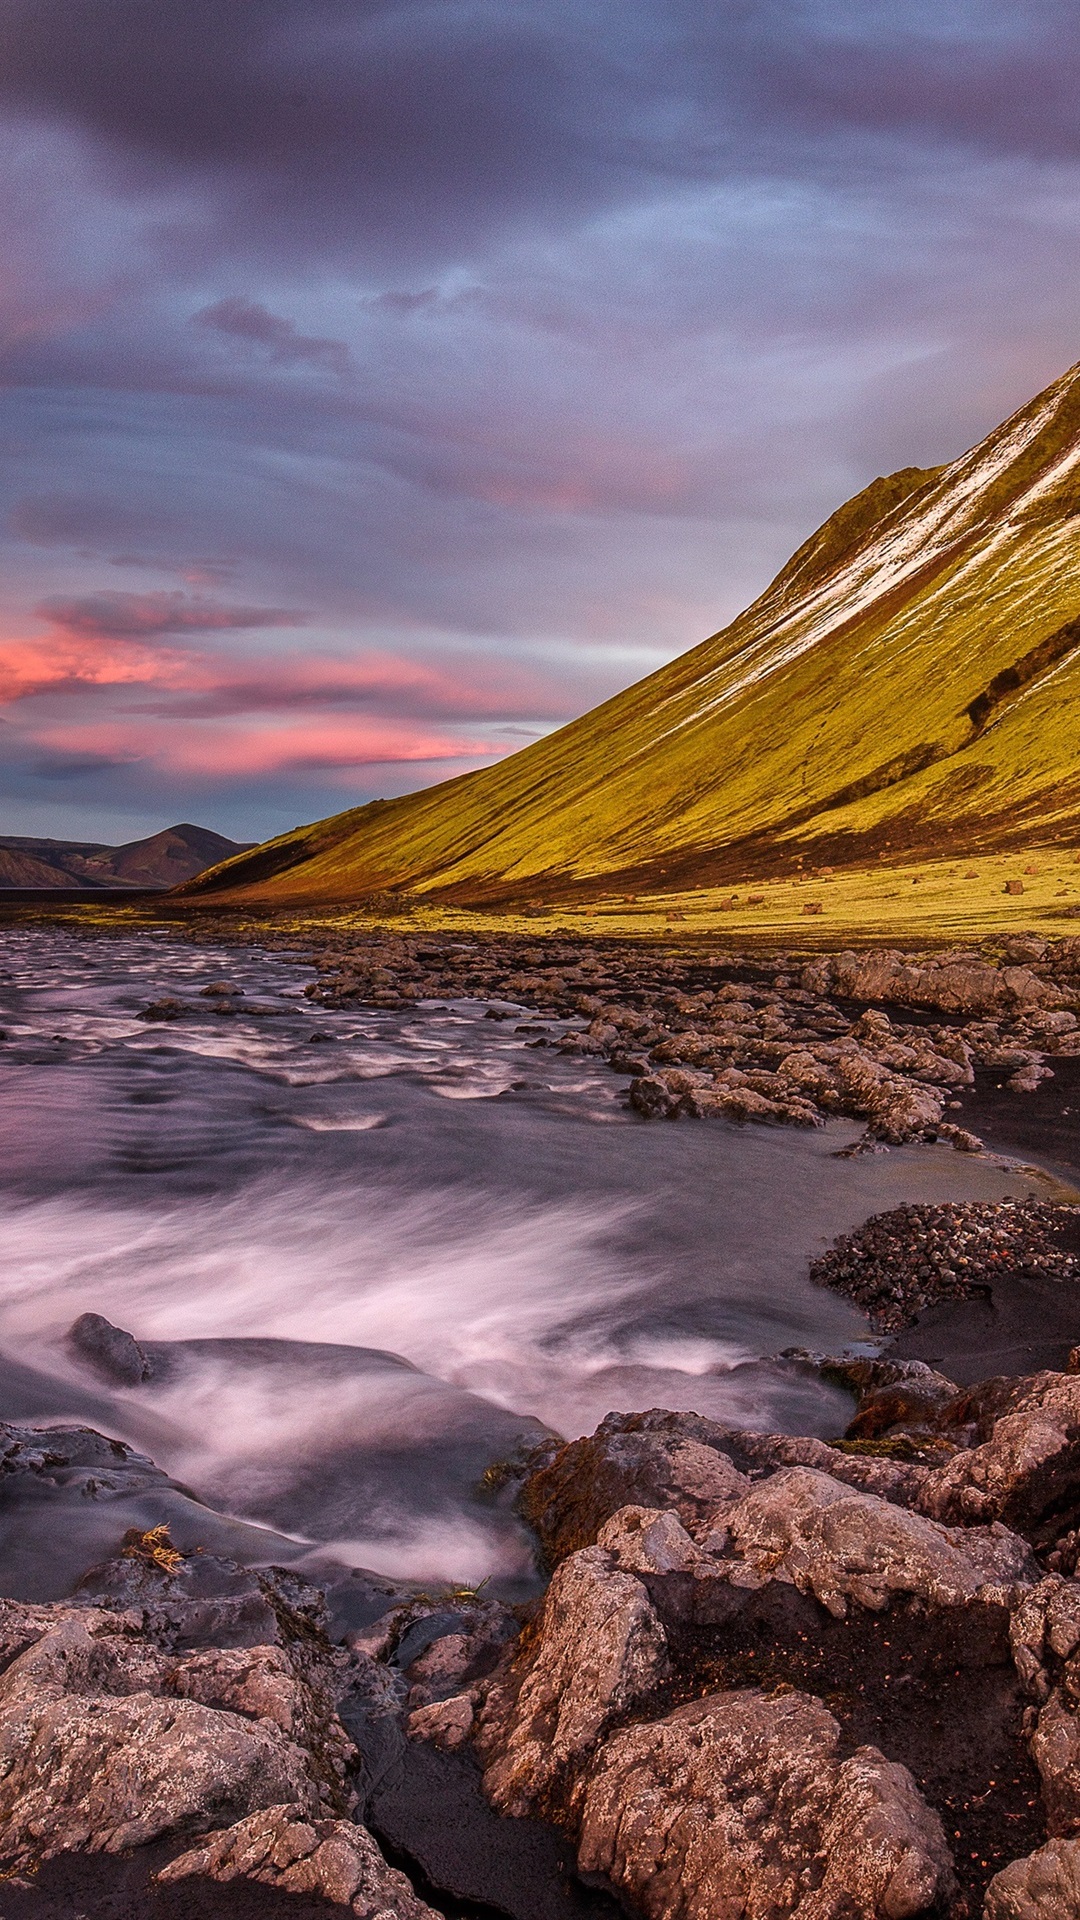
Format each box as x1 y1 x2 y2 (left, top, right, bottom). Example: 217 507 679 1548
0 824 251 890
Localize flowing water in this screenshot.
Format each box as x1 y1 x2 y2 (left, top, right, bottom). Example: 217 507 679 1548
0 928 1047 1600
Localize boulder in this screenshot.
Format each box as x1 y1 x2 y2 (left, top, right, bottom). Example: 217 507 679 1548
475 1546 668 1818
716 1466 1036 1618
576 1688 957 1920
406 1692 476 1751
806 952 1072 1018
518 1418 750 1565
984 1838 1080 1917
68 1311 153 1385
0 1599 341 1869
919 1371 1080 1541
1028 1688 1080 1836
157 1802 439 1917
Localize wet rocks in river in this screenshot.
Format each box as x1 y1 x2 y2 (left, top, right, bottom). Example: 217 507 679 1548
281 924 1080 1144
68 1310 155 1386
16 1372 1080 1914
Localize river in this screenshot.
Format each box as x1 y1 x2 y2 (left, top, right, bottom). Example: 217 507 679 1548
0 927 1047 1603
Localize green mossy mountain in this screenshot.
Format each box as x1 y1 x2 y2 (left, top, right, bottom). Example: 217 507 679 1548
182 363 1080 908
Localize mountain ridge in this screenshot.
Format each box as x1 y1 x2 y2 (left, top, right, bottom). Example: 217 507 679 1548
0 823 252 891
180 361 1080 909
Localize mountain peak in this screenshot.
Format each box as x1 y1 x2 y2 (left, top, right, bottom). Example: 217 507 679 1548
0 823 252 890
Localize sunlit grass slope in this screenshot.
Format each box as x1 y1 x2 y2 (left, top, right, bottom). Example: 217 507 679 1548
184 363 1080 916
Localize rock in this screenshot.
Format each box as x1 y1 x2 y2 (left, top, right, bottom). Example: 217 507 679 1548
518 1420 750 1565
406 1693 475 1751
1008 1575 1080 1694
808 951 1071 1017
595 1505 713 1575
0 1420 325 1599
832 1050 947 1142
392 1597 517 1707
67 1311 153 1385
74 1549 324 1652
716 1466 1035 1618
475 1546 668 1818
164 1640 354 1788
576 1688 957 1920
0 1599 340 1869
920 1370 1080 1541
157 1802 439 1917
985 1837 1080 1916
1028 1688 1080 1835
840 1360 961 1443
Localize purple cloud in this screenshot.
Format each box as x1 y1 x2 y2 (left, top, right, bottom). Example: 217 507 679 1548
36 592 305 639
194 298 351 376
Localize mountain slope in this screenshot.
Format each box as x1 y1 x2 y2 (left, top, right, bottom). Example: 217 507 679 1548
0 824 251 889
183 363 1080 908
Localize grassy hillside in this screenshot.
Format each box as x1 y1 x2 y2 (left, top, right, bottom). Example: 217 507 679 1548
182 362 1080 920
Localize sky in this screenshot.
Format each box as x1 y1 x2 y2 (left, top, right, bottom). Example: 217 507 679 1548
1 0 1079 846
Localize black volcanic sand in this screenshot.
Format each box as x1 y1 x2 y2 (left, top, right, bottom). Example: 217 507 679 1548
959 1055 1080 1174
810 1196 1080 1386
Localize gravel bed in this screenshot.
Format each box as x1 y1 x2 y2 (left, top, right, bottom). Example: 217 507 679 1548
809 1199 1080 1331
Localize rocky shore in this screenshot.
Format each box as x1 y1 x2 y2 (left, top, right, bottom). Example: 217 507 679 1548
264 926 1080 1153
12 1348 1080 1917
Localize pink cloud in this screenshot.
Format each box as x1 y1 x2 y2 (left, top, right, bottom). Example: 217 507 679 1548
0 634 196 701
29 716 494 776
0 622 576 721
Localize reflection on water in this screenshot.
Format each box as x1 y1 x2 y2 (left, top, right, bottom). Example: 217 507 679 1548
0 928 1042 1591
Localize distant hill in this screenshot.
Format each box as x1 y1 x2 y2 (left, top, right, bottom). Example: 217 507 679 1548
0 824 253 890
181 361 1080 908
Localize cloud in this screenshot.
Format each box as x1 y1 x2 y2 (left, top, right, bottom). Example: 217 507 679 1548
27 716 495 778
194 298 351 375
35 591 305 639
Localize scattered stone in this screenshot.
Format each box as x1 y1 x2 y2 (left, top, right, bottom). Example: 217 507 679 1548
285 925 1080 1142
157 1802 439 1917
